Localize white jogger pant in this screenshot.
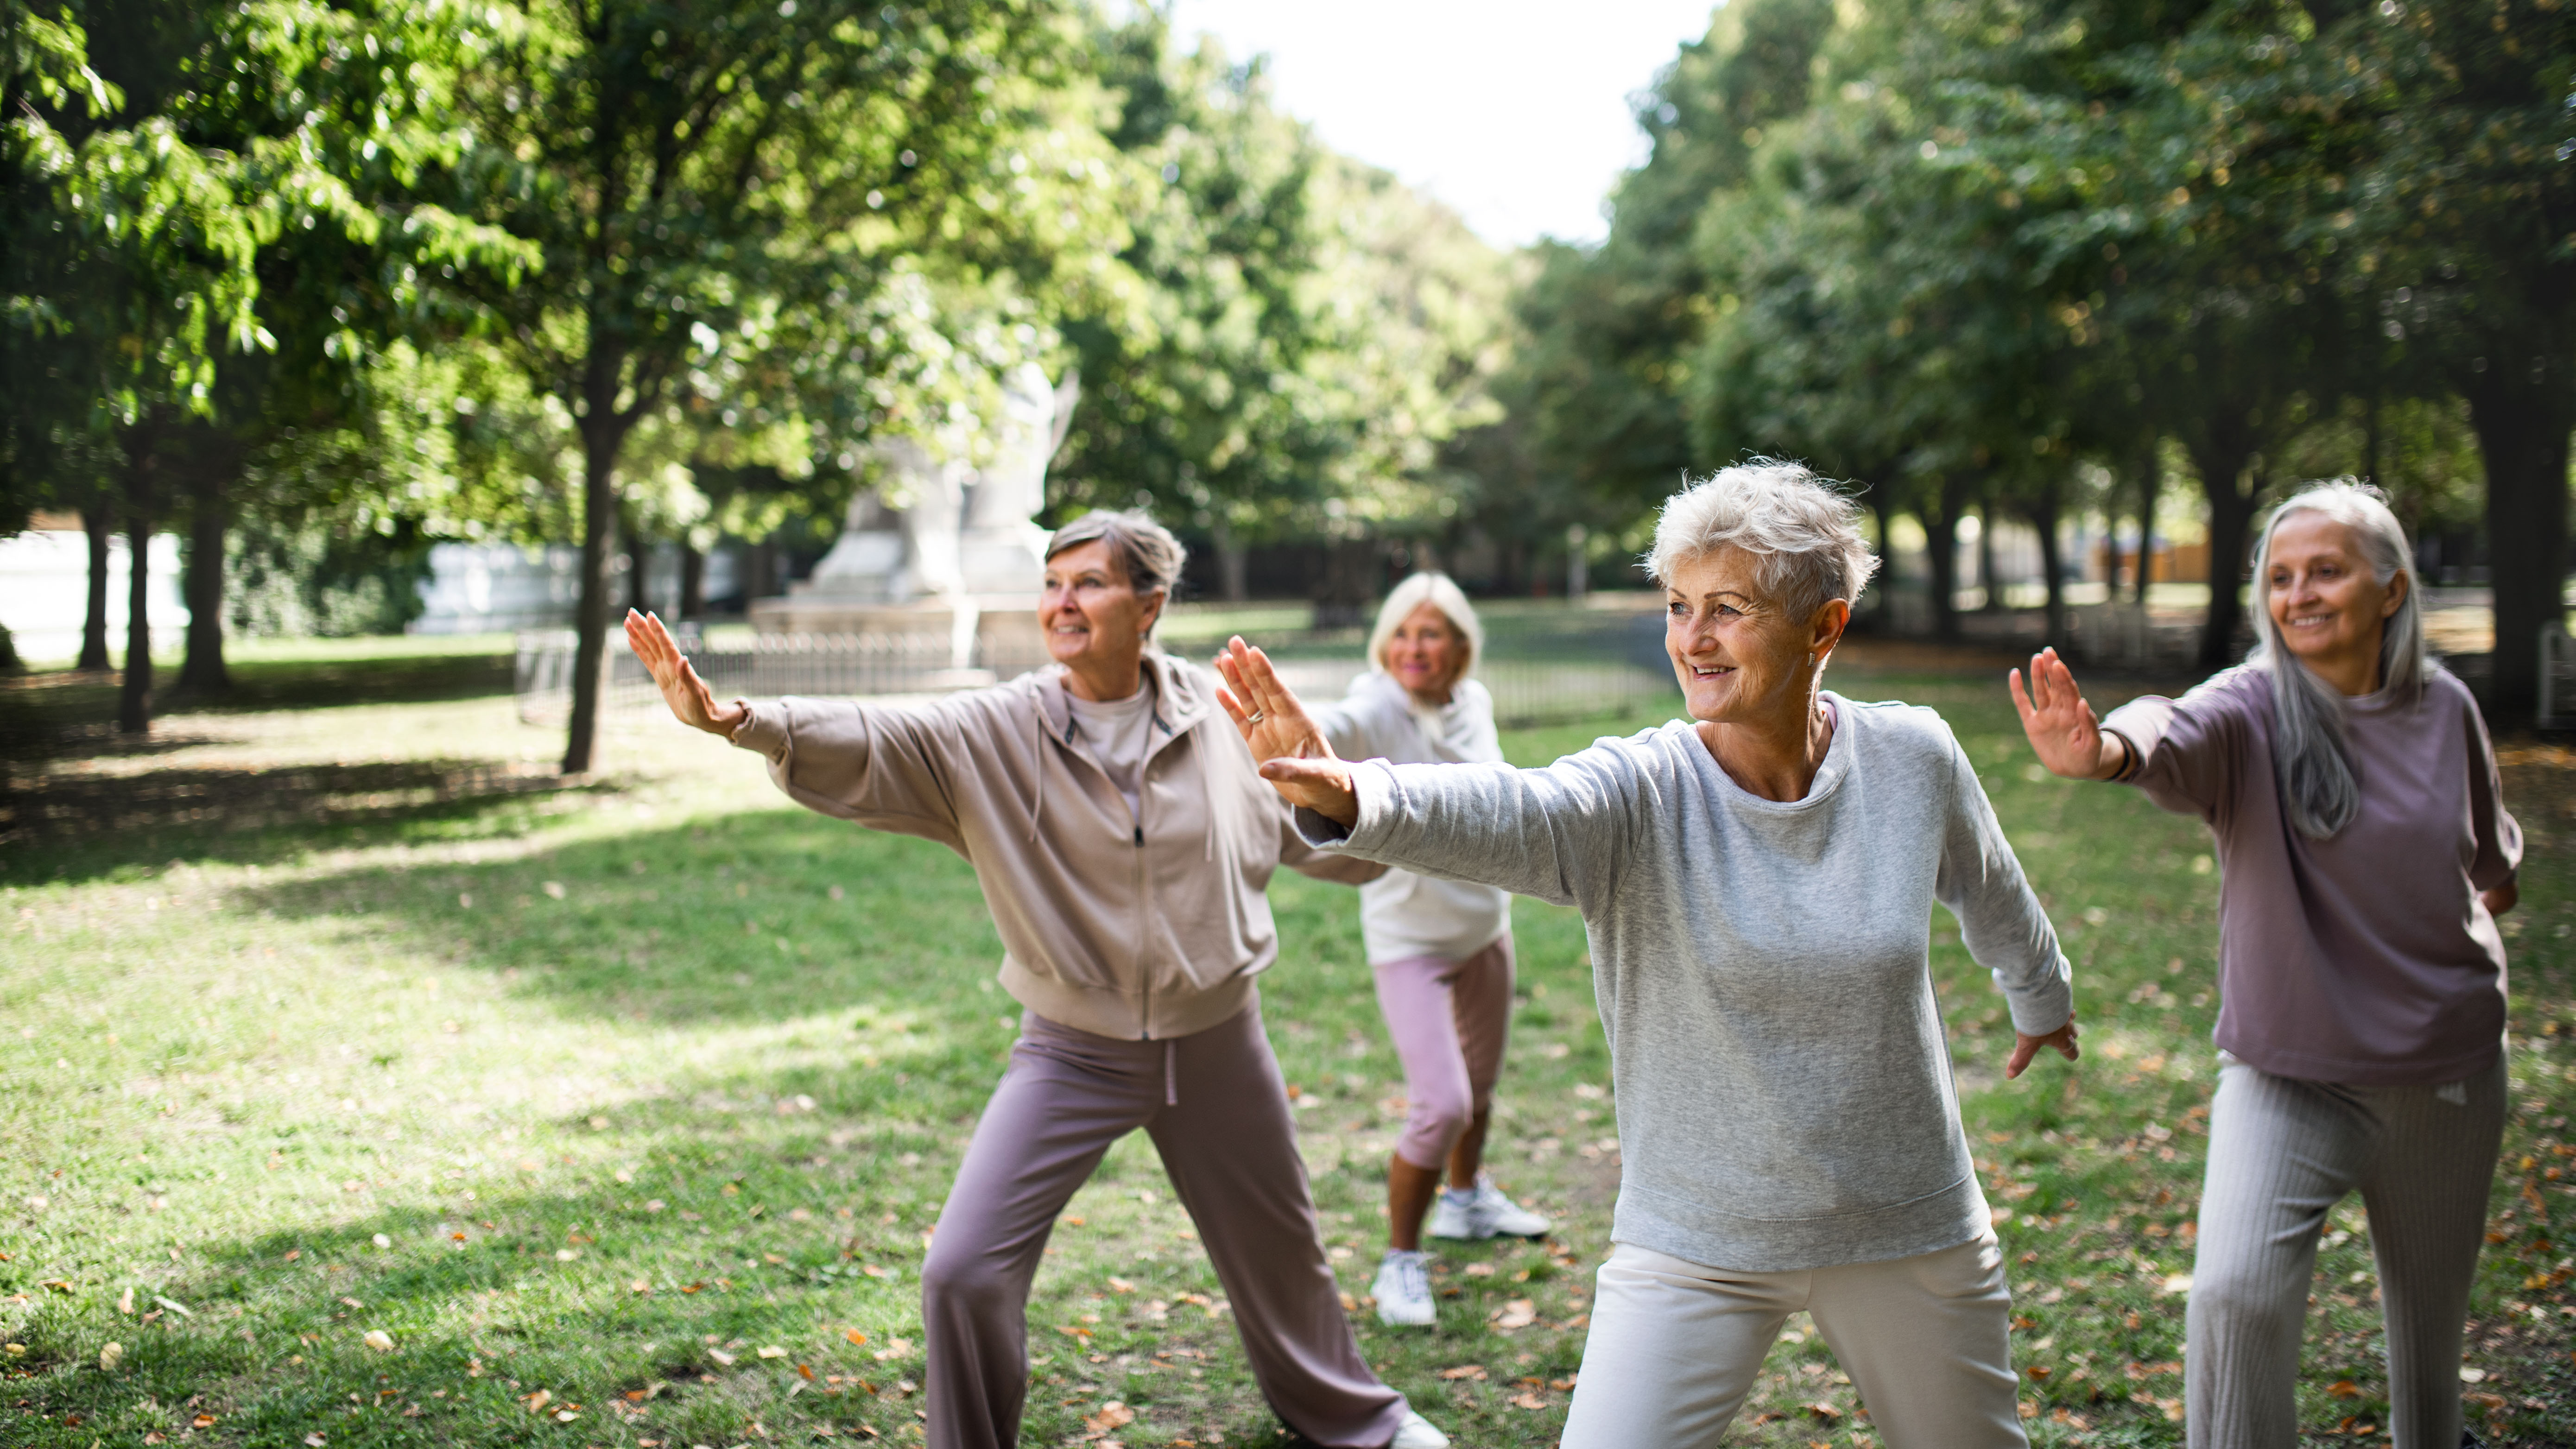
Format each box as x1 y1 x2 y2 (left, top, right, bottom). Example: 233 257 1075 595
1560 1235 2028 1449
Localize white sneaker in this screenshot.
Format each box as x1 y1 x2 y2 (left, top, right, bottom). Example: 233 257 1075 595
1388 1409 1451 1448
1426 1173 1552 1240
1371 1248 1436 1327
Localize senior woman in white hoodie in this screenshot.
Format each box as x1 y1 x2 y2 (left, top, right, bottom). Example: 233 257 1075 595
1215 463 2081 1449
625 509 1449 1449
1307 574 1551 1329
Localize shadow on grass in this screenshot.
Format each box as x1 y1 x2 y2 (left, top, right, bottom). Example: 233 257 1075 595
0 759 604 885
241 809 1009 1027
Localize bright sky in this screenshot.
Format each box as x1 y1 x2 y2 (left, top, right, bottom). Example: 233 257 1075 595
1160 0 1724 251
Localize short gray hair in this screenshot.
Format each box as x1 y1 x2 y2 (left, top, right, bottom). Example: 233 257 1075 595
1367 572 1483 682
1645 460 1879 618
1045 509 1187 597
2248 481 2425 841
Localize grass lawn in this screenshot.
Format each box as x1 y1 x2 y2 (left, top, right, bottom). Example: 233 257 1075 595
3 643 2571 1448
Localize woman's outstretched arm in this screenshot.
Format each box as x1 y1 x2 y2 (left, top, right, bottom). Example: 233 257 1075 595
627 609 748 735
1217 636 1628 909
2010 646 2128 781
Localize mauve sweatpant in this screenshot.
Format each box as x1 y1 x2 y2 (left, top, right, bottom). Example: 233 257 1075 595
919 1003 1409 1449
1372 936 1514 1171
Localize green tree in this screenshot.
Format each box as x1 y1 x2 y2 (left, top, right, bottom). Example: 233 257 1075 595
425 0 1120 773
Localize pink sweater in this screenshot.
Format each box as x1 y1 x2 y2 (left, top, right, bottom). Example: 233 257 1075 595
2102 665 2520 1086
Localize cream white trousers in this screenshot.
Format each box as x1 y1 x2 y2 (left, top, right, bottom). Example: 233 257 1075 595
1560 1236 2028 1449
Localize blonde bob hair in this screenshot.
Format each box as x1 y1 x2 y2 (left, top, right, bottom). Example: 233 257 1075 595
1367 572 1483 688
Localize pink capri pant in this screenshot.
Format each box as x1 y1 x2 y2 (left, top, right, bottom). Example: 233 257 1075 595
1373 935 1515 1171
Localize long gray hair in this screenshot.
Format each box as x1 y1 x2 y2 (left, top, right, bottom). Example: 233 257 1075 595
2247 481 2426 840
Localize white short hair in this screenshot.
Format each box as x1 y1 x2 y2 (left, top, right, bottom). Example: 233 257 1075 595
1646 460 1879 618
1367 572 1483 681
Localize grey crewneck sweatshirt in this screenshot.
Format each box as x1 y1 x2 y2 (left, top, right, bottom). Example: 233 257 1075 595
1297 693 2073 1271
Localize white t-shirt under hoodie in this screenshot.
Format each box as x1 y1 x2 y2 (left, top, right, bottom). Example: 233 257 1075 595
1064 675 1159 823
1311 670 1513 965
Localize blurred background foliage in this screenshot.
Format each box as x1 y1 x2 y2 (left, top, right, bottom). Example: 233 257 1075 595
3 0 2573 744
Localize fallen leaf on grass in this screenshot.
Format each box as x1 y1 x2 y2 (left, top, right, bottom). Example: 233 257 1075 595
193 1414 217 1427
521 1390 551 1414
362 1330 394 1352
99 1341 124 1370
757 1345 788 1359
708 1348 736 1366
1 1344 23 1357
2326 1380 2363 1398
1493 1299 1537 1329
1508 1392 1548 1410
304 1435 326 1446
1463 1263 1494 1278
152 1295 191 1318
1804 1401 1842 1422
1437 1365 1487 1381
1083 1401 1135 1432
845 1329 869 1346
2458 1367 2487 1384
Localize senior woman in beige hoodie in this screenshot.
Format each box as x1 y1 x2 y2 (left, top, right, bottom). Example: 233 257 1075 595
625 509 1447 1449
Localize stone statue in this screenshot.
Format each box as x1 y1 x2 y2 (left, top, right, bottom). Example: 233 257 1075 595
757 364 1078 641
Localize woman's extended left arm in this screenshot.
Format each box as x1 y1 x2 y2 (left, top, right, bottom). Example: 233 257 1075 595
1936 735 2080 1079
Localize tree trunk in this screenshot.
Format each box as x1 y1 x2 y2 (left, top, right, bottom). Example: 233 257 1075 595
1977 504 2003 612
1918 483 1963 641
2466 374 2576 721
1868 493 1899 626
679 543 706 620
2024 486 2067 649
2184 433 2264 670
79 506 113 671
2133 440 2161 607
1213 517 1248 602
178 470 230 695
120 506 153 734
563 412 628 776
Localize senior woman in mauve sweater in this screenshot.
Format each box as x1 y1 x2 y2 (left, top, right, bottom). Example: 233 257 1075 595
2014 481 2520 1449
625 509 1450 1449
1217 462 2080 1449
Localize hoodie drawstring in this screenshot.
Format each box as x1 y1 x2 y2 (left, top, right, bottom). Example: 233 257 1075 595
1163 1038 1177 1107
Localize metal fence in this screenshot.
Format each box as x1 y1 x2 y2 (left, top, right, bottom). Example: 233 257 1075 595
515 623 1676 728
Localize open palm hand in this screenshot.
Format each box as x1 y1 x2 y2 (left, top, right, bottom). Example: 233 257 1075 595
1214 637 1360 825
625 609 747 736
2010 647 2117 781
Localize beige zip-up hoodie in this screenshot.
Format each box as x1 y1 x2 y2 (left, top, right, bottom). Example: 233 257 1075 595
728 650 1379 1040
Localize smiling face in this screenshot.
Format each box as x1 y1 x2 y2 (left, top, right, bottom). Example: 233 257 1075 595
2263 512 2403 686
1383 601 1465 703
1039 538 1160 678
1664 546 1843 726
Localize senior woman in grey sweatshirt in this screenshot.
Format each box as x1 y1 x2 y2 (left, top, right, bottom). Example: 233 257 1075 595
1215 462 2081 1449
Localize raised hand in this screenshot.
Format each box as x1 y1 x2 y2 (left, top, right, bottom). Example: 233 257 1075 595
625 609 748 736
1213 636 1360 825
2009 646 2124 781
